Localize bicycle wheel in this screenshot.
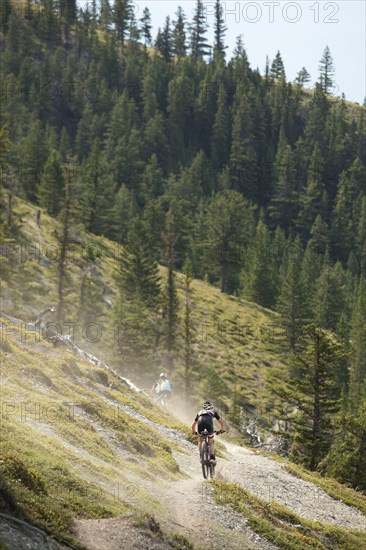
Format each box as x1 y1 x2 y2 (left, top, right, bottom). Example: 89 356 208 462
201 441 210 479
209 460 215 478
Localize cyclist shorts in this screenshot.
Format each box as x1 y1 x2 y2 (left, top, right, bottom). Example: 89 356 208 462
197 420 215 438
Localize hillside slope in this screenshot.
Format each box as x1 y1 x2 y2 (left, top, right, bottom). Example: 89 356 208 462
1 197 288 419
1 316 366 550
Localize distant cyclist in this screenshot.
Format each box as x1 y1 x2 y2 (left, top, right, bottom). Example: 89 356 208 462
152 372 172 406
191 402 226 465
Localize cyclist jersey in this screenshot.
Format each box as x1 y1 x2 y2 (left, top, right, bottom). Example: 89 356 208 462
159 379 172 392
195 410 220 422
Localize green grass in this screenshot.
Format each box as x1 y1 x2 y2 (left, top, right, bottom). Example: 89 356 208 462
212 480 366 550
0 318 190 544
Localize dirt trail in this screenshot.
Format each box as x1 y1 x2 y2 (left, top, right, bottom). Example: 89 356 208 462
73 443 276 550
71 404 366 550
148 446 276 550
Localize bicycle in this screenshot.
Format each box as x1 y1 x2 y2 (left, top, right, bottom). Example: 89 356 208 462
195 430 223 479
153 391 171 409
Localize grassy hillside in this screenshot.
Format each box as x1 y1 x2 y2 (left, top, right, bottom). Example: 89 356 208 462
2 313 366 548
1 197 289 423
2 198 366 549
0 314 192 546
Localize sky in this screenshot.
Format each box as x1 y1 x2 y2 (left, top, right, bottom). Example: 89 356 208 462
83 1 366 104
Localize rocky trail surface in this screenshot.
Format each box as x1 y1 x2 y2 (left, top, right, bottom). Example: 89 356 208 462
71 405 366 550
2 317 365 549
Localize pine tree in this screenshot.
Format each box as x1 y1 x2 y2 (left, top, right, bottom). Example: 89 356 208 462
144 113 169 170
357 196 366 275
167 151 208 263
356 108 366 164
330 169 358 262
348 157 366 195
308 215 329 256
231 35 250 82
21 120 48 202
141 61 159 121
289 325 344 470
117 219 161 309
277 236 308 349
205 190 250 293
303 83 329 157
141 199 165 259
140 154 164 204
139 7 152 52
115 219 161 367
296 144 326 238
74 105 94 160
60 0 77 25
105 92 141 184
77 143 115 236
38 0 61 46
320 395 366 491
313 254 348 332
3 11 25 74
270 51 285 79
229 88 258 200
172 6 187 58
0 128 20 237
0 0 12 33
156 16 173 62
190 0 210 61
301 232 324 309
123 24 144 99
349 277 366 406
100 0 112 29
294 67 311 87
167 71 194 167
213 0 227 57
243 217 277 308
161 209 179 362
183 258 194 400
268 142 299 230
211 83 230 170
111 184 138 244
59 0 77 43
113 0 132 45
271 225 287 279
319 45 335 94
37 149 65 217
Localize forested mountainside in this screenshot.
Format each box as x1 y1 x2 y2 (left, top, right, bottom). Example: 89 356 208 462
1 0 366 494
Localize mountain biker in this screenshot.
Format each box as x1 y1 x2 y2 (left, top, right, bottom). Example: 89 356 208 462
191 402 226 465
152 372 172 404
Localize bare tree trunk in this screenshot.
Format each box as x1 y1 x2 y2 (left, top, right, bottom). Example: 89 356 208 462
220 260 228 293
310 333 321 471
57 178 73 322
